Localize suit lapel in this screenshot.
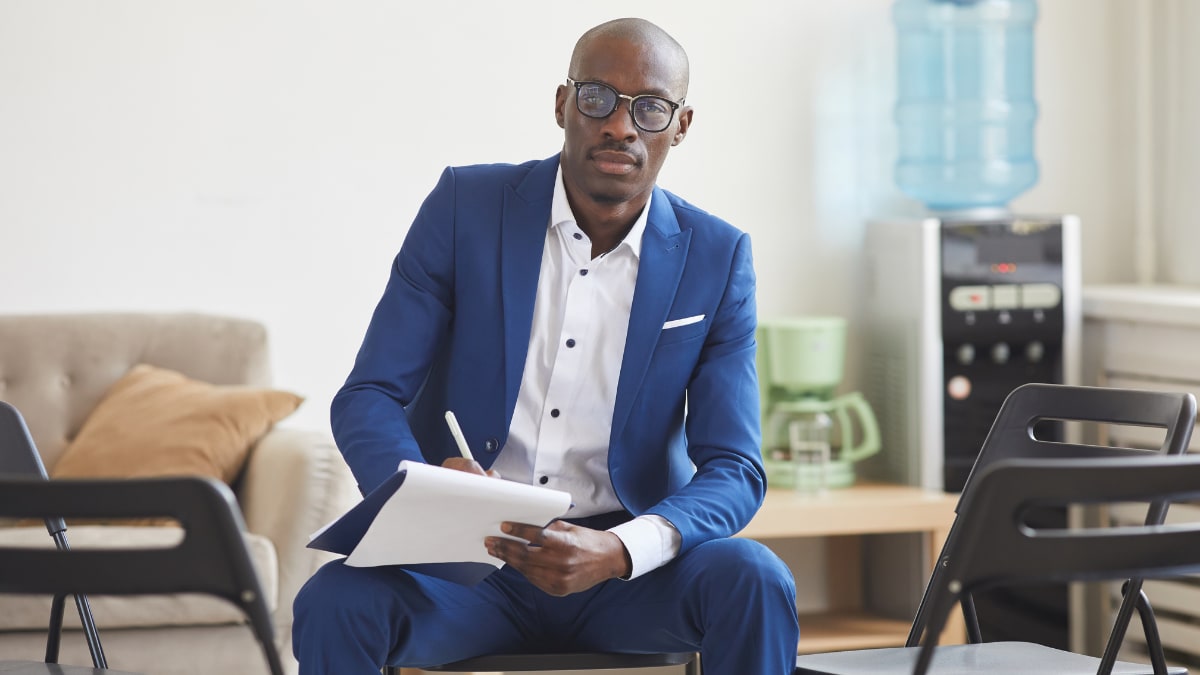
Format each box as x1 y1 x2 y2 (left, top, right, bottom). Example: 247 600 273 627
500 157 557 422
611 189 692 439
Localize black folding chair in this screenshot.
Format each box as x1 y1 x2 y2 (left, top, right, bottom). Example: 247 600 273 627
794 383 1197 675
0 401 284 675
797 455 1200 674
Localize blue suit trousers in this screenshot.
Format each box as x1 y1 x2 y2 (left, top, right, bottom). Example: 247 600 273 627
293 537 799 675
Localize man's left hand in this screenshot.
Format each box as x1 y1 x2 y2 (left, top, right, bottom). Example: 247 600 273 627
485 521 632 596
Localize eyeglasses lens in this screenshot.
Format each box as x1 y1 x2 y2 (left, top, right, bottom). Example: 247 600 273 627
576 83 616 117
631 98 673 132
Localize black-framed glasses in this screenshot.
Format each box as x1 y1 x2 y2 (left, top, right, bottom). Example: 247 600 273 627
566 77 684 133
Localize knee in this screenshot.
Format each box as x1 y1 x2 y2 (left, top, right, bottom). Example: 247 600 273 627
293 561 351 629
693 538 796 595
686 535 796 610
293 560 392 631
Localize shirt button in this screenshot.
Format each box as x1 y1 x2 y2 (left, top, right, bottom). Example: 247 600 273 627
573 232 583 240
565 338 576 348
484 438 499 452
550 408 560 418
579 269 588 276
539 475 549 485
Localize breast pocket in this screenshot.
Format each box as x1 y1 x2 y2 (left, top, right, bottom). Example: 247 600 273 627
657 313 707 347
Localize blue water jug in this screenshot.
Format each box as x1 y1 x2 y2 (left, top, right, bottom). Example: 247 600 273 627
893 0 1039 212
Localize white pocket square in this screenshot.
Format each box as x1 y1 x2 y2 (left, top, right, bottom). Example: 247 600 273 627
663 314 705 330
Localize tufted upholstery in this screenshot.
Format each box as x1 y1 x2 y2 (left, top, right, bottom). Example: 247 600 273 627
0 312 359 675
0 313 272 469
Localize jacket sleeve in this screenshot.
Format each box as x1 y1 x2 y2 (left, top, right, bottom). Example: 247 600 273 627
330 167 458 495
646 233 766 552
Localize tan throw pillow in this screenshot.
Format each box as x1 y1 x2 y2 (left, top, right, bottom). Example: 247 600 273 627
52 364 303 484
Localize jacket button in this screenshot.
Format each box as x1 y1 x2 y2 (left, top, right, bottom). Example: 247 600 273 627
484 438 499 452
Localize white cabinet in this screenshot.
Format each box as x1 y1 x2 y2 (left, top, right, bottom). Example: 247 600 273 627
1081 284 1200 666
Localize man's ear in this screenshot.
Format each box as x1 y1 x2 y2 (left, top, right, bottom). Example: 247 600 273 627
671 107 693 146
555 85 568 129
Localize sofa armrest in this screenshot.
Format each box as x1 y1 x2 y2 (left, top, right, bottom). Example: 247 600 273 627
237 427 359 654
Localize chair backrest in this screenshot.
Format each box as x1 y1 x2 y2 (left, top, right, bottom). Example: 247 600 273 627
0 473 285 675
957 383 1197 516
907 384 1196 640
0 400 53 479
913 455 1200 675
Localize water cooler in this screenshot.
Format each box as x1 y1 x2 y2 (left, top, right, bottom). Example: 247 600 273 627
862 0 1084 650
860 215 1081 649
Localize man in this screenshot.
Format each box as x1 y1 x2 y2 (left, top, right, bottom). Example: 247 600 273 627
293 17 799 675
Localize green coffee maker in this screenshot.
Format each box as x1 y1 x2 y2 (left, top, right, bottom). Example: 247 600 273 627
757 317 881 489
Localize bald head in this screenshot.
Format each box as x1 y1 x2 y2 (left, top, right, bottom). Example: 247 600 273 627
569 18 690 100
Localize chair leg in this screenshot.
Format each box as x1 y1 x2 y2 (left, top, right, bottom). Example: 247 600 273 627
73 594 107 668
1100 578 1145 674
961 593 983 644
1132 588 1169 675
44 593 65 663
43 594 111 670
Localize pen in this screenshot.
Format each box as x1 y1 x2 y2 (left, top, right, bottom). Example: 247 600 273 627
444 410 475 461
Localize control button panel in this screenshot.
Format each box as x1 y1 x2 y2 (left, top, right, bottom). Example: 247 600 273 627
949 283 1062 313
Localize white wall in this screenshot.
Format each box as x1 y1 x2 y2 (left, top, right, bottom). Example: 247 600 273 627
0 0 1137 431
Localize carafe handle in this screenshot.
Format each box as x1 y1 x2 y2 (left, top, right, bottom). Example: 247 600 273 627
832 391 881 462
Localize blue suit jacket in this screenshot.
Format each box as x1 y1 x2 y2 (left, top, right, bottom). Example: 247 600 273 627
331 154 765 553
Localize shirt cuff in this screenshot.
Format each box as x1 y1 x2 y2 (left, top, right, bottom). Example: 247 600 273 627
608 514 682 580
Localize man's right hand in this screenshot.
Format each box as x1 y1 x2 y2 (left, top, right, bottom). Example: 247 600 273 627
441 456 500 478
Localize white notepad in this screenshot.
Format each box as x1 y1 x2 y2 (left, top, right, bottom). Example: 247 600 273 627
308 461 573 582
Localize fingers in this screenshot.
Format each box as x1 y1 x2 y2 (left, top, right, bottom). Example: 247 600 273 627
501 521 558 542
440 457 502 478
484 522 554 566
441 456 487 476
483 522 621 597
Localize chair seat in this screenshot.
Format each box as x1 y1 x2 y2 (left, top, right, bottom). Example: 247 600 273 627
422 651 697 672
793 641 1187 675
0 662 138 674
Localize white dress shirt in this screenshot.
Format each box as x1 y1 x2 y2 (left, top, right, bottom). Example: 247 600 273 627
491 167 682 579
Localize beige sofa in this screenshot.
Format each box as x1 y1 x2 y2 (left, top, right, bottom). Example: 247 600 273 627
0 313 359 675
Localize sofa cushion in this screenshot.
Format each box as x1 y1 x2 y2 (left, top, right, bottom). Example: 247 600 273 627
51 364 302 485
0 525 279 630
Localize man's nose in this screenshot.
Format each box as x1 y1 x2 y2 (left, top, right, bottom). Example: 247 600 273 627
599 100 639 141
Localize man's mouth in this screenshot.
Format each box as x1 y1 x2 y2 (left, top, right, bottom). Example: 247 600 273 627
589 149 640 175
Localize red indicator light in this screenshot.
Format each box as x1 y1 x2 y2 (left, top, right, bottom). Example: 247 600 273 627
991 263 1018 274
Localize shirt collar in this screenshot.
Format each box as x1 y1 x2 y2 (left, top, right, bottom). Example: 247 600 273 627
551 165 648 260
